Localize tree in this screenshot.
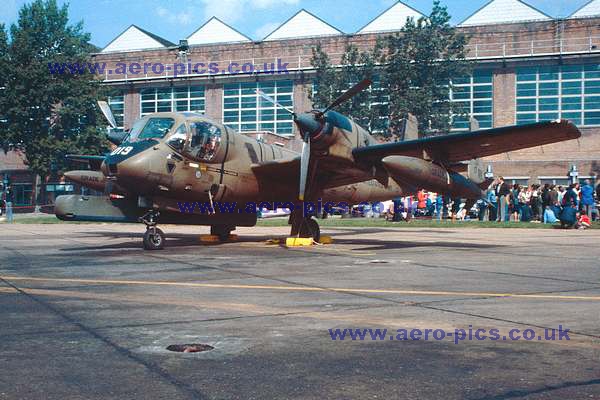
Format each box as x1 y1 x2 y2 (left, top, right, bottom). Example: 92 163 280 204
0 24 9 144
310 43 386 134
309 1 471 139
380 0 471 137
0 0 109 179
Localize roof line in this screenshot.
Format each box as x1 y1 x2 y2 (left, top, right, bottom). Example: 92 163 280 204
356 0 426 33
262 8 344 41
101 24 174 52
458 0 552 27
569 0 599 18
133 25 175 47
186 16 253 43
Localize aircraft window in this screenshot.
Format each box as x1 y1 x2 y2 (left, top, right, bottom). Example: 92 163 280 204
189 121 221 161
166 124 188 152
129 118 175 142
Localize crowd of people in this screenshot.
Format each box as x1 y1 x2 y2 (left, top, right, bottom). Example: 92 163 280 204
485 177 597 229
387 178 598 229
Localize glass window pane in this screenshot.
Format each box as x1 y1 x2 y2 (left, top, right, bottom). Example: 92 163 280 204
190 99 204 111
584 111 600 125
517 67 537 82
175 100 188 111
189 86 204 98
174 87 188 99
539 66 559 80
141 102 155 114
473 70 493 84
539 112 559 121
157 100 172 112
584 64 600 79
141 89 156 101
585 96 600 109
241 123 257 131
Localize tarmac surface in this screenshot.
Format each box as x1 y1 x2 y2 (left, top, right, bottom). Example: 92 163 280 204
0 223 599 400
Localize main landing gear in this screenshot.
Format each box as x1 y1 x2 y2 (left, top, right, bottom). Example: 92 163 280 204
210 225 234 242
289 209 321 242
140 209 165 250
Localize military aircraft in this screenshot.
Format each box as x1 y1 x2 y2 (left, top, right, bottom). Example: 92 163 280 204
56 79 581 249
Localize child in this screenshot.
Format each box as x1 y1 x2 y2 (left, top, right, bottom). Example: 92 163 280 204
576 213 591 230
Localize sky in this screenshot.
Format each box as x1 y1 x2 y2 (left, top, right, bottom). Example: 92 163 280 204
0 0 593 49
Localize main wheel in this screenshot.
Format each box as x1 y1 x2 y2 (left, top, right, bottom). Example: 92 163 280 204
299 218 320 242
143 228 165 250
210 225 232 242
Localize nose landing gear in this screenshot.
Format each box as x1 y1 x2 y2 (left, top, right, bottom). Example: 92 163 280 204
140 209 165 250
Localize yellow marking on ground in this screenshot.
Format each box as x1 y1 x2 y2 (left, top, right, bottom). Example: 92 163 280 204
2 276 600 301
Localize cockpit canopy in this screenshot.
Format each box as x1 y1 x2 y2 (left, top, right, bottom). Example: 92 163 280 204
127 117 175 142
165 120 223 163
124 115 225 163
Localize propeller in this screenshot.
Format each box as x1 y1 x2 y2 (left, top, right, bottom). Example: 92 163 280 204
256 78 372 201
316 78 372 118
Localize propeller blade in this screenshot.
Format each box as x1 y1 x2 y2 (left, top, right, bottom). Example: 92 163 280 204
319 78 372 116
98 101 118 129
256 90 295 116
299 138 310 201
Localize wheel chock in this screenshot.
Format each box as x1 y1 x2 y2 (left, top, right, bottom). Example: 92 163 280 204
228 234 239 242
200 234 221 243
286 237 314 247
318 236 333 244
265 239 281 245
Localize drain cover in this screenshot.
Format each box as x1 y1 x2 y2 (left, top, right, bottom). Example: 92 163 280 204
166 344 214 353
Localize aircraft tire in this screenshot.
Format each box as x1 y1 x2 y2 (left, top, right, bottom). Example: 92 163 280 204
143 228 165 250
210 225 232 242
299 218 320 242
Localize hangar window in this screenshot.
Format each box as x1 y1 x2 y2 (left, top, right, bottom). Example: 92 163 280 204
108 91 125 130
140 86 205 116
222 80 294 136
450 70 494 131
516 64 600 127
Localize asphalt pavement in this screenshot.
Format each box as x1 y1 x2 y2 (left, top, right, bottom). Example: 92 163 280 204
0 223 599 399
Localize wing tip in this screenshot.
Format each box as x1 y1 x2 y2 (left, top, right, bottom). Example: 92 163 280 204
552 119 582 139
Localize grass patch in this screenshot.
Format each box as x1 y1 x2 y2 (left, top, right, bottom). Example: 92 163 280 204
2 215 90 224
257 217 599 229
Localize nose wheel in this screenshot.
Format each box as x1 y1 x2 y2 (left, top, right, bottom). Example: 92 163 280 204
140 210 165 250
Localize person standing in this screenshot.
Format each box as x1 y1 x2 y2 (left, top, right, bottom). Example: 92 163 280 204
581 179 595 219
435 193 443 221
512 184 522 222
5 185 13 223
487 185 498 222
496 177 510 222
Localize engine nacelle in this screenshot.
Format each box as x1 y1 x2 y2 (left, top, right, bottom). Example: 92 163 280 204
382 156 484 199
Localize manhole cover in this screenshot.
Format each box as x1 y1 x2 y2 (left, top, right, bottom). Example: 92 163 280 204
166 344 214 353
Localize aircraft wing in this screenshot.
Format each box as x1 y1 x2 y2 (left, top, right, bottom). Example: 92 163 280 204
352 120 581 164
66 154 106 170
252 120 581 196
251 157 374 196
